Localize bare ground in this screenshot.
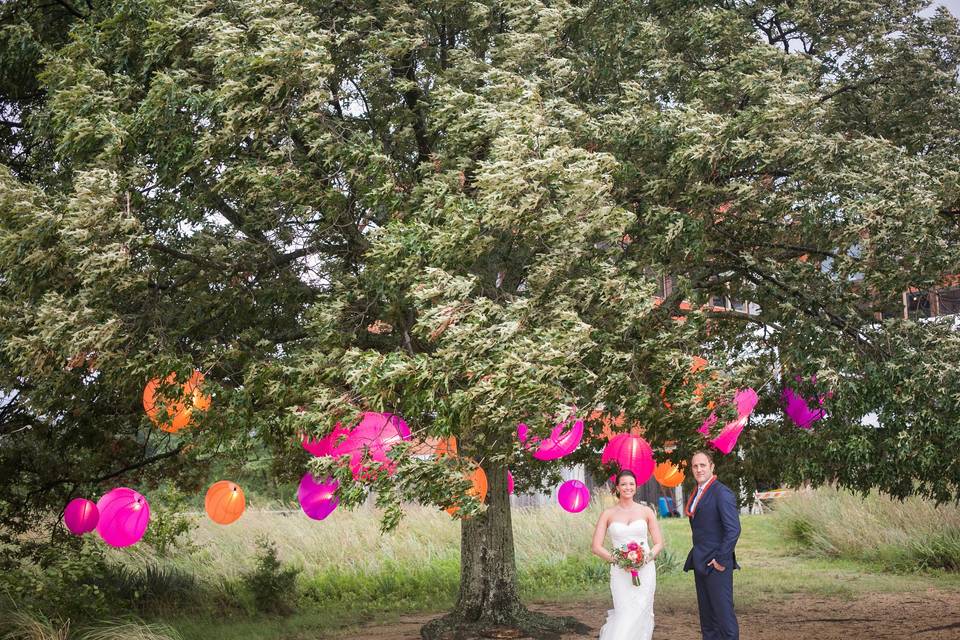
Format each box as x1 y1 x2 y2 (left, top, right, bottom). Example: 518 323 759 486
337 588 960 640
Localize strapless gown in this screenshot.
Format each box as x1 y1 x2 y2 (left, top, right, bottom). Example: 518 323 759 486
598 518 655 640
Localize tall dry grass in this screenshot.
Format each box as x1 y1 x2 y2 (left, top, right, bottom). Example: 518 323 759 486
771 487 960 571
110 496 613 579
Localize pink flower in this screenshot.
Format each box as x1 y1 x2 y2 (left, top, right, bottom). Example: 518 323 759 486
627 551 638 561
627 541 639 551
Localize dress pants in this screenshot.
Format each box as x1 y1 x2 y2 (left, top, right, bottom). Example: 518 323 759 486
694 567 738 640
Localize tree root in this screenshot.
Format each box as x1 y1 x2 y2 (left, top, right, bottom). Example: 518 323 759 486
421 607 591 640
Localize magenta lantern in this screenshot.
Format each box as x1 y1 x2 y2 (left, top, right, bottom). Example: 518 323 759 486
601 434 655 483
328 412 410 479
782 387 826 429
699 388 758 455
298 473 339 520
301 423 350 456
531 419 584 461
557 480 590 513
64 498 99 535
507 470 515 495
96 488 150 548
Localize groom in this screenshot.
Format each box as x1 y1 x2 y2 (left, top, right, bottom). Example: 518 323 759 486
683 450 741 640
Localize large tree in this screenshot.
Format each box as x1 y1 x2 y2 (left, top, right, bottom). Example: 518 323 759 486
2 0 960 636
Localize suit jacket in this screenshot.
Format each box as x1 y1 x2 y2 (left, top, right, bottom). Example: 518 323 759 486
683 479 741 575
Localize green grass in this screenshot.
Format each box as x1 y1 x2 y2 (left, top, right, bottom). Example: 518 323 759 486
5 491 960 640
770 487 960 572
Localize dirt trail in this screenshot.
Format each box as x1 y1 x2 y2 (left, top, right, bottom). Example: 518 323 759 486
337 589 960 639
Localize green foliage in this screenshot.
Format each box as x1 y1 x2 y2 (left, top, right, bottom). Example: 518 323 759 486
141 485 197 558
0 543 111 621
240 538 301 615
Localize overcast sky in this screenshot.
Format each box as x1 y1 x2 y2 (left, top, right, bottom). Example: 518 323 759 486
928 1 960 16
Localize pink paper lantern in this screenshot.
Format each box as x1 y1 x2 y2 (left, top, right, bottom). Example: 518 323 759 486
517 419 584 460
601 434 655 484
557 479 590 513
64 498 99 535
507 470 514 495
329 412 410 479
782 387 827 429
699 388 758 455
298 473 339 520
96 488 150 548
301 423 351 456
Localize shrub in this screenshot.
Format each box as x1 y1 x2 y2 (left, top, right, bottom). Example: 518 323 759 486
241 537 301 615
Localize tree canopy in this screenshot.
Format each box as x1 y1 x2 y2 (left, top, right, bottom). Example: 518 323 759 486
2 2 960 619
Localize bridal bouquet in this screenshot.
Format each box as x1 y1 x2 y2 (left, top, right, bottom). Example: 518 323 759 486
611 541 645 586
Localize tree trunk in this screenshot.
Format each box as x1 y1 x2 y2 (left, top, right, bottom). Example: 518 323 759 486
421 460 587 640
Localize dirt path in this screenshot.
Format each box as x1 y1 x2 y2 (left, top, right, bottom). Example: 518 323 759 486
337 589 960 639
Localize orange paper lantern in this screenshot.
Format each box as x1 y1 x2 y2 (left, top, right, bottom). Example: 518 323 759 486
205 480 246 525
446 466 487 516
143 370 211 433
654 461 684 488
435 436 458 458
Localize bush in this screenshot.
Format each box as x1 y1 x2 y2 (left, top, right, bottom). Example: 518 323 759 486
241 537 301 615
0 543 112 621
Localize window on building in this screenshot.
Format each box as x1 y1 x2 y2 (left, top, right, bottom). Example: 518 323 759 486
937 288 960 316
906 291 932 319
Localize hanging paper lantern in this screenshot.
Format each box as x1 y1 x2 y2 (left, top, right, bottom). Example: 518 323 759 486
205 481 246 525
328 412 411 479
782 387 827 429
653 461 684 488
301 423 350 457
64 498 99 535
446 466 488 516
96 488 150 548
532 420 584 460
435 436 458 458
518 419 584 460
297 473 339 520
142 370 211 433
601 434 655 484
698 388 758 455
557 479 590 513
507 470 514 495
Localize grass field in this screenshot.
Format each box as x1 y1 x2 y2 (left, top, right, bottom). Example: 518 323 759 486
3 489 959 640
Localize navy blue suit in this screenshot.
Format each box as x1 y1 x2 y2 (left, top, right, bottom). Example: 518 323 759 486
683 480 741 640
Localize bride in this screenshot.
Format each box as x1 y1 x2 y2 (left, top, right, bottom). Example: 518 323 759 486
590 469 664 640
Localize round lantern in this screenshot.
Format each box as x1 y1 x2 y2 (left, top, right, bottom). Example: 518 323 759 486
532 419 584 460
143 370 211 433
297 473 339 521
601 434 655 484
301 423 350 457
205 481 246 525
434 436 458 458
557 479 590 513
328 412 411 479
96 488 150 547
653 461 684 488
64 498 99 535
446 466 488 516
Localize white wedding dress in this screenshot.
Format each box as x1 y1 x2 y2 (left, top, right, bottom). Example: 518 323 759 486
598 518 656 640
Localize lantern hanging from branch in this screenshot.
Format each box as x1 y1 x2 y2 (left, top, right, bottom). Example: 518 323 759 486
205 481 246 525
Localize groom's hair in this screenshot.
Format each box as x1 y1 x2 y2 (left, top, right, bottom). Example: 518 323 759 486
691 449 715 464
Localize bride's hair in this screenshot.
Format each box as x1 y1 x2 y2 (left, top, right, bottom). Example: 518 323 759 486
612 469 637 496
